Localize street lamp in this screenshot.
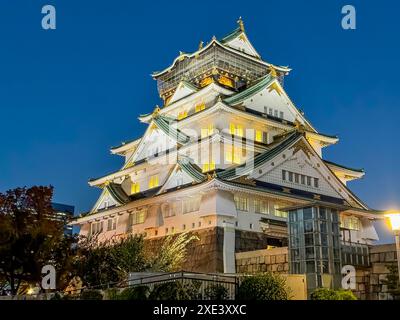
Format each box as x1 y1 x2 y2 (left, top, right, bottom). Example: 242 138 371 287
385 212 400 285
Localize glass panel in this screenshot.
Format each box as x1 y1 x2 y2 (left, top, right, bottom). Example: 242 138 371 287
306 261 315 273
303 207 313 220
304 221 314 232
305 234 314 246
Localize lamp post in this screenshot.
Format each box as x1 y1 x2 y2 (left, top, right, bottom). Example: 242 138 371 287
385 212 400 285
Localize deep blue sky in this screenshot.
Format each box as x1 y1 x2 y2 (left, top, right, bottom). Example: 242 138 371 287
0 0 399 242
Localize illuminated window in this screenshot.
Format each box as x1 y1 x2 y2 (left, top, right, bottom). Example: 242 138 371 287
234 195 249 211
148 175 159 188
254 199 269 214
131 182 140 194
177 110 188 120
229 123 244 137
195 102 206 113
202 161 215 173
340 216 360 231
255 130 263 143
201 123 214 138
129 209 147 225
273 204 288 218
225 145 244 164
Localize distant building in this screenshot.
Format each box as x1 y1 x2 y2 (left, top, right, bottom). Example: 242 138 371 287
52 202 74 236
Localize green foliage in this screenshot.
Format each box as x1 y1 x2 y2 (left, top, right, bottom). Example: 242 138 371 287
104 288 120 300
80 289 104 300
116 286 149 300
204 284 229 300
310 288 357 300
148 280 201 300
148 232 199 272
237 273 290 300
381 264 400 298
337 289 357 300
73 234 147 288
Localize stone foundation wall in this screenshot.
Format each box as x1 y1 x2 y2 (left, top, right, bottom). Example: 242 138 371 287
354 244 398 300
145 228 285 273
235 230 285 252
235 247 289 273
145 227 224 273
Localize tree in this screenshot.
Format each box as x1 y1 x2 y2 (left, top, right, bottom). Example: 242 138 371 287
147 232 199 272
237 273 290 300
72 234 148 288
0 186 73 295
381 264 400 299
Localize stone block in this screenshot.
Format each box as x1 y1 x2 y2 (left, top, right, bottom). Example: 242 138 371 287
370 253 380 263
276 254 285 263
261 264 267 272
271 264 278 272
259 256 265 264
270 256 276 264
370 275 379 285
265 255 271 265
284 263 289 271
372 263 389 274
385 251 395 262
379 293 389 300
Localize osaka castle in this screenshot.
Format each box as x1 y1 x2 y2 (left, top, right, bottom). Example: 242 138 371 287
72 19 382 287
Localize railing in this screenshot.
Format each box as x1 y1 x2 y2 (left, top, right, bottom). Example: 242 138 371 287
340 241 370 267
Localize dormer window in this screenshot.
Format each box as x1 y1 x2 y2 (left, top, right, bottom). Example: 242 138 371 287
131 182 140 194
149 175 159 189
229 123 243 137
195 102 206 113
177 110 188 120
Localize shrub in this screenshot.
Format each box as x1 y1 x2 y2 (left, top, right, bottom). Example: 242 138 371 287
310 288 357 300
204 284 229 300
148 280 201 300
337 289 357 300
117 286 149 300
79 289 103 300
104 288 120 300
237 273 290 300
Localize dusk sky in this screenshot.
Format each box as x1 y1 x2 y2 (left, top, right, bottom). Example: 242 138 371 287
0 0 399 242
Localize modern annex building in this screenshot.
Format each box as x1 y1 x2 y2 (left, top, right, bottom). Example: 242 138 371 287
72 19 382 290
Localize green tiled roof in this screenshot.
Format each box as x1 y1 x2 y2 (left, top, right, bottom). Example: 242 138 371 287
324 159 364 173
153 115 190 145
220 27 242 43
106 183 130 204
217 131 302 180
178 158 206 182
223 74 274 105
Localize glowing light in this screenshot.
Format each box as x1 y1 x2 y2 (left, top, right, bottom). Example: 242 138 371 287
385 212 400 232
27 287 34 295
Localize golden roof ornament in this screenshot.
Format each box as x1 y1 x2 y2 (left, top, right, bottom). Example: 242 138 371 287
237 17 245 32
269 64 278 77
198 41 204 50
152 105 161 117
294 119 306 133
